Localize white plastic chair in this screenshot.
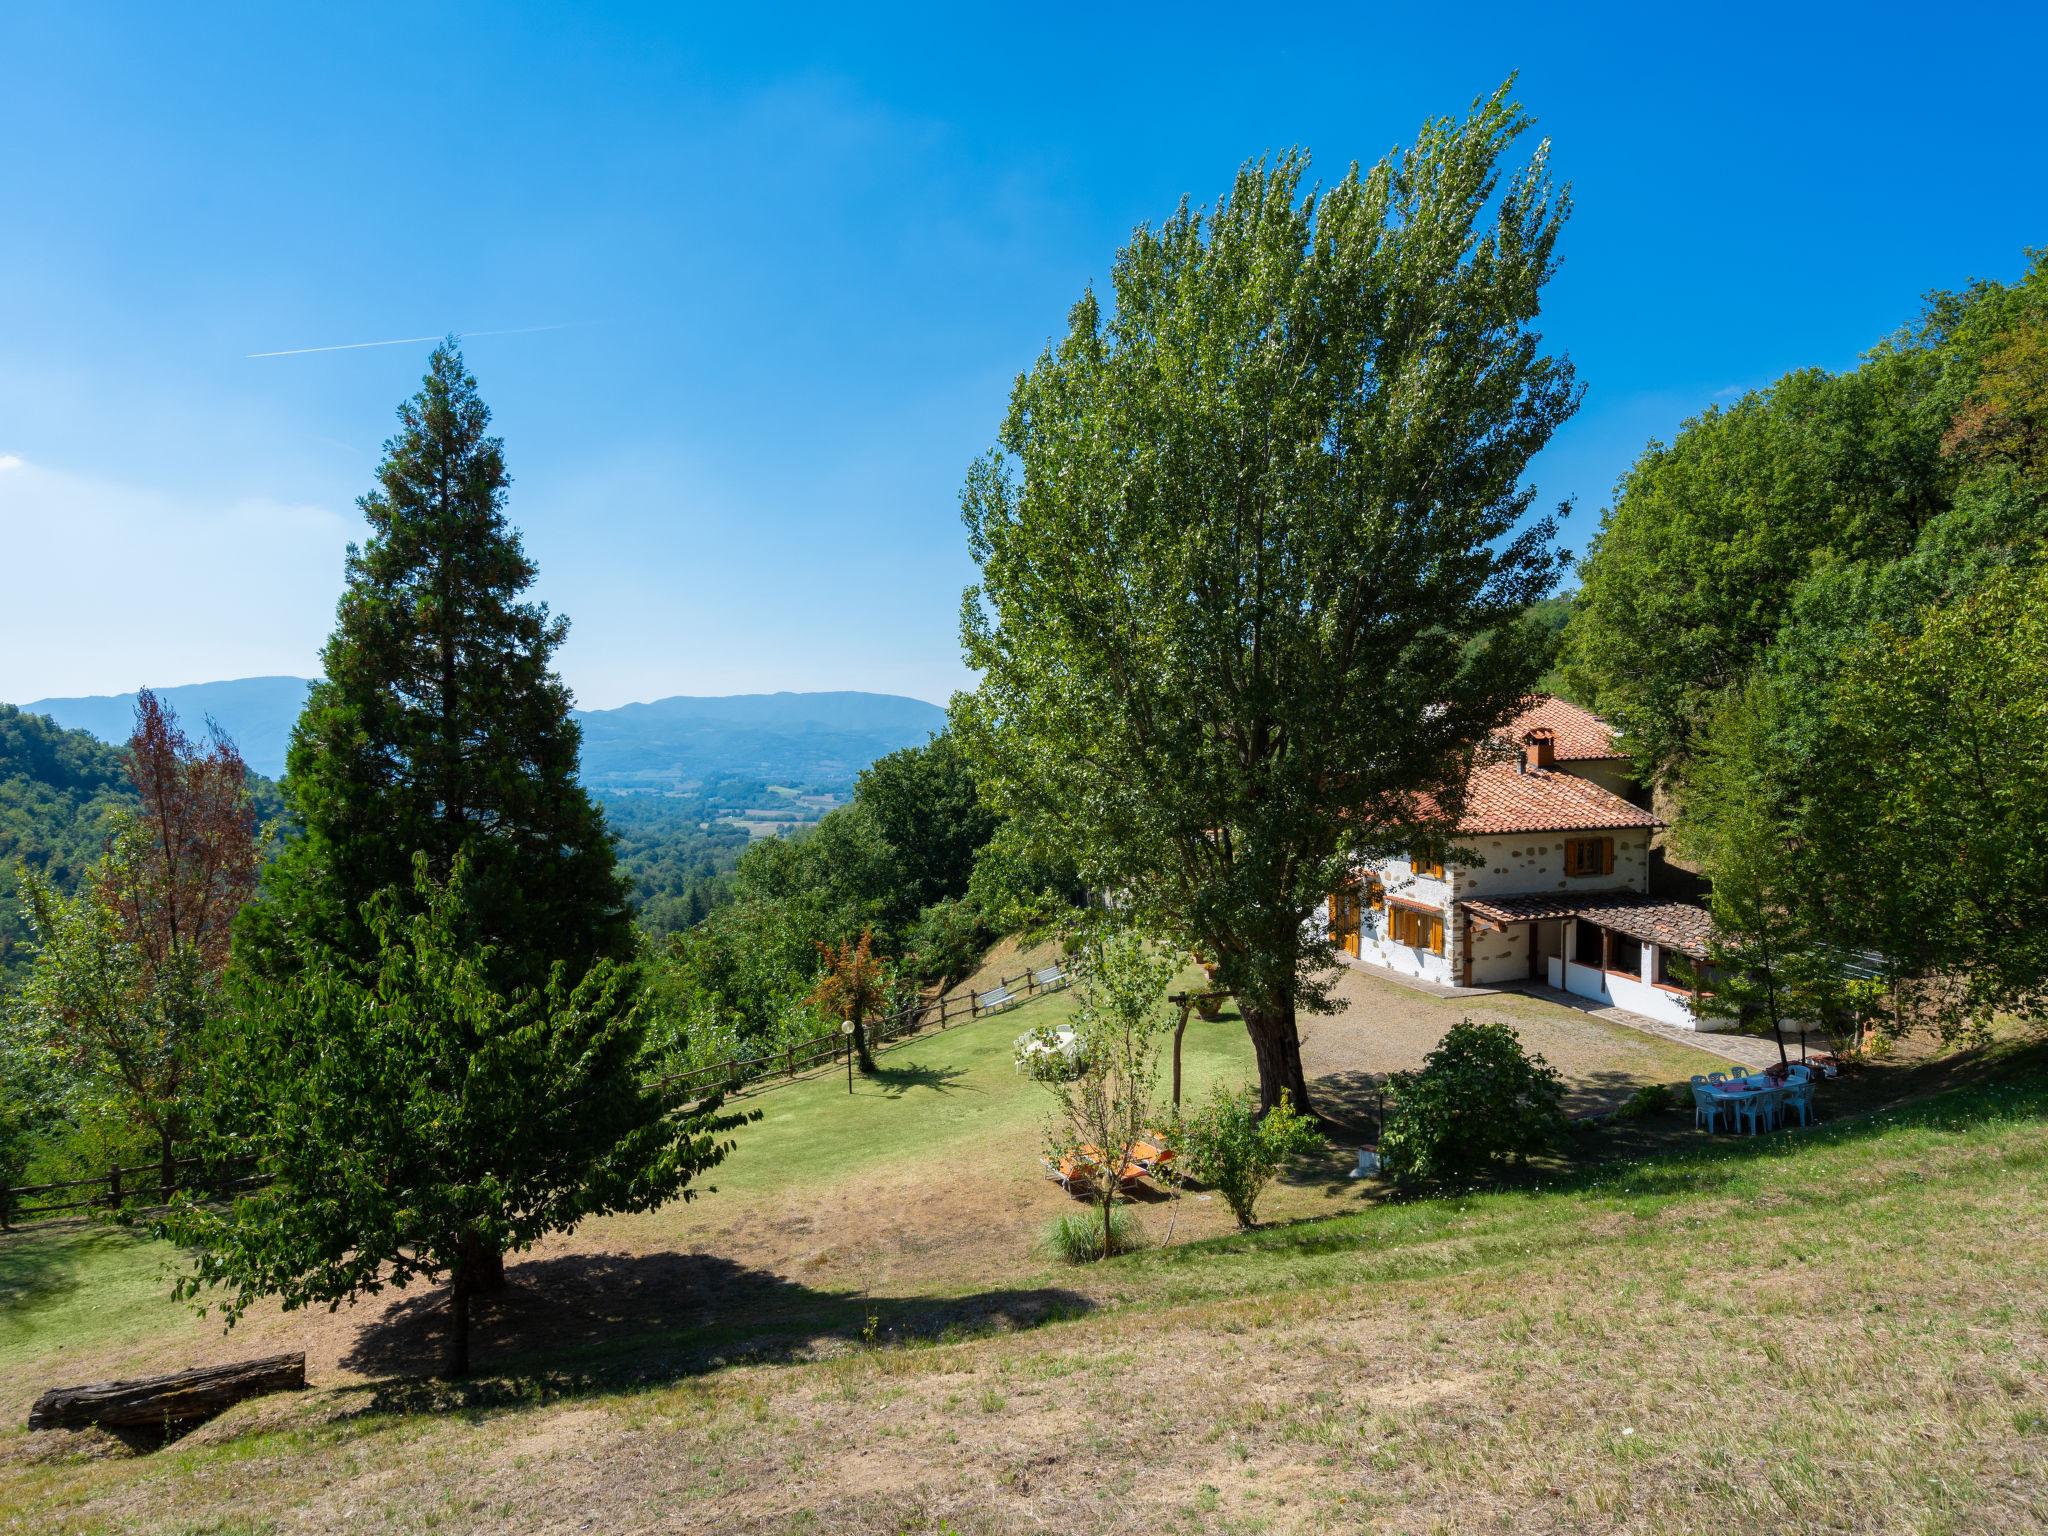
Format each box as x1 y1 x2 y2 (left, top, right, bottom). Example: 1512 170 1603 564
1691 1078 1733 1133
1780 1077 1815 1127
1736 1087 1780 1135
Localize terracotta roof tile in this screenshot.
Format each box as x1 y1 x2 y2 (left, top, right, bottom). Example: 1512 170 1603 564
1503 696 1626 761
1455 760 1661 835
1460 892 1717 958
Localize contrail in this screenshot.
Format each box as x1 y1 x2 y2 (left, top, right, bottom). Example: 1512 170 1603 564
248 324 572 359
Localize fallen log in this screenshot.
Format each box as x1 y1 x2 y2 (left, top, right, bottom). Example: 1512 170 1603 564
27 1352 306 1431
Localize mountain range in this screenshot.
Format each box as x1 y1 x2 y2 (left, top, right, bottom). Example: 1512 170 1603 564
19 678 949 790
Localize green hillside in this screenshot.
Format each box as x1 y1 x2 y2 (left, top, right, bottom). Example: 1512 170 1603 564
0 998 2040 1533
0 706 133 988
0 705 287 992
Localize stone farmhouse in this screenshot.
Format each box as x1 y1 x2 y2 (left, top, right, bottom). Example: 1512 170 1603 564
1326 697 1720 1029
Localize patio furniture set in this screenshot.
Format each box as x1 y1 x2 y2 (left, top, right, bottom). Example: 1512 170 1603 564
1691 1065 1818 1135
1044 1134 1175 1193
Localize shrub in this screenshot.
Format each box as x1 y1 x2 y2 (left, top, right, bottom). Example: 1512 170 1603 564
906 897 989 985
1618 1082 1676 1120
1043 1207 1144 1263
1379 1018 1568 1190
1178 1084 1323 1227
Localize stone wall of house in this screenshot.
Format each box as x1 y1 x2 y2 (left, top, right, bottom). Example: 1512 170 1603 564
1465 917 1529 984
1450 829 1652 901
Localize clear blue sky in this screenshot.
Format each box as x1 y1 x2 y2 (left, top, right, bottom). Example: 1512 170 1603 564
2 2 2042 709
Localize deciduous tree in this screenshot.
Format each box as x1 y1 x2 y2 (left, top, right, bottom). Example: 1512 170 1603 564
808 928 890 1074
15 692 258 1190
1017 929 1173 1258
957 84 1578 1113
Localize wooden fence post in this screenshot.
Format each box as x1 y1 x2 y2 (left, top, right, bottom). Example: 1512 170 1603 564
107 1165 122 1210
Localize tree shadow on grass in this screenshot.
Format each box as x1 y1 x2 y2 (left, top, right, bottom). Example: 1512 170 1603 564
0 1222 137 1313
863 1062 975 1099
338 1249 1091 1414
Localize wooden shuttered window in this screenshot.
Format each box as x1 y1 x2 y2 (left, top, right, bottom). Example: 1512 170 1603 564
1389 904 1444 954
1409 854 1445 878
1563 836 1615 877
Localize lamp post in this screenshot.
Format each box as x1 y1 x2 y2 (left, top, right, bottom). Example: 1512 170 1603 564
842 1019 856 1095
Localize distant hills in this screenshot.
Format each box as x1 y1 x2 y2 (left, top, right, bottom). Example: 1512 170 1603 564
18 679 948 792
23 677 315 779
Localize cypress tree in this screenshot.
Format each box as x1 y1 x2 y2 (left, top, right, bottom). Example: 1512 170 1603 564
243 340 630 998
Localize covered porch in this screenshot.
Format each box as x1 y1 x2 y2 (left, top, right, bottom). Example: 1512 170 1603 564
1458 892 1719 1030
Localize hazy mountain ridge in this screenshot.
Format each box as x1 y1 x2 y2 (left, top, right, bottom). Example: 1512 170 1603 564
19 679 948 791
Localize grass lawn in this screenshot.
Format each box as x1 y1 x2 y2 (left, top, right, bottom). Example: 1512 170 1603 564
6 997 2038 1533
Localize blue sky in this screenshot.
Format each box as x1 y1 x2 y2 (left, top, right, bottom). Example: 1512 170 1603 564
2 2 2042 709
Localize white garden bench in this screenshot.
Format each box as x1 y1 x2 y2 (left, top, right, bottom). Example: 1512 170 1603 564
975 985 1018 1015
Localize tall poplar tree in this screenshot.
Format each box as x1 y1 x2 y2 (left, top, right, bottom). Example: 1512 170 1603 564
241 341 630 997
955 85 1578 1115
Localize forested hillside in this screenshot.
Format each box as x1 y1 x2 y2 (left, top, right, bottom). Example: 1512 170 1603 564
0 706 133 988
0 706 288 993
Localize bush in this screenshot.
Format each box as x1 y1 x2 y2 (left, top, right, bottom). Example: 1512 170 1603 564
1043 1207 1144 1263
1618 1082 1676 1120
1177 1084 1323 1227
905 896 989 985
1379 1019 1568 1190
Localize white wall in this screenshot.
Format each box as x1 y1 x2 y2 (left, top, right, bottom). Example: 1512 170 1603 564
1466 919 1528 984
1557 920 1717 1029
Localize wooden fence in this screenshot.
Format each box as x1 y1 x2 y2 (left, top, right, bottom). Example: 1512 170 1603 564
656 959 1069 1097
0 1154 263 1231
0 961 1071 1232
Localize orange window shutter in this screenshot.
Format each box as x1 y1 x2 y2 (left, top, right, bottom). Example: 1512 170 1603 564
1601 838 1614 875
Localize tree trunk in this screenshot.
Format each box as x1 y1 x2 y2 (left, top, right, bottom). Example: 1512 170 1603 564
458 1233 506 1295
448 1279 471 1380
1241 998 1314 1118
854 1016 877 1075
1101 1188 1114 1260
27 1353 306 1431
157 1130 177 1205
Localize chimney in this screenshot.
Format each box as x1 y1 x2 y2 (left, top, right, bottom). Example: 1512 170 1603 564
1522 728 1556 774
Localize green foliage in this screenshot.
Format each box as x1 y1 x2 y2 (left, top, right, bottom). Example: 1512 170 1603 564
1566 251 2048 780
648 733 1018 1070
600 793 748 937
1042 1206 1144 1263
1803 564 2048 1034
955 85 1578 1113
170 855 749 1377
238 342 631 1000
0 705 133 991
1176 1083 1322 1227
965 820 1085 940
1617 1083 1676 1121
1024 929 1174 1257
1379 1019 1568 1190
853 731 995 929
904 896 988 987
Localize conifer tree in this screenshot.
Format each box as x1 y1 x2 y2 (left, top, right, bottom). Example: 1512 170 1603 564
212 344 698 1322
241 341 630 999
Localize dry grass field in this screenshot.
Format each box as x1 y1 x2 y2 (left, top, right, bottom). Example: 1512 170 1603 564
2 985 2040 1535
